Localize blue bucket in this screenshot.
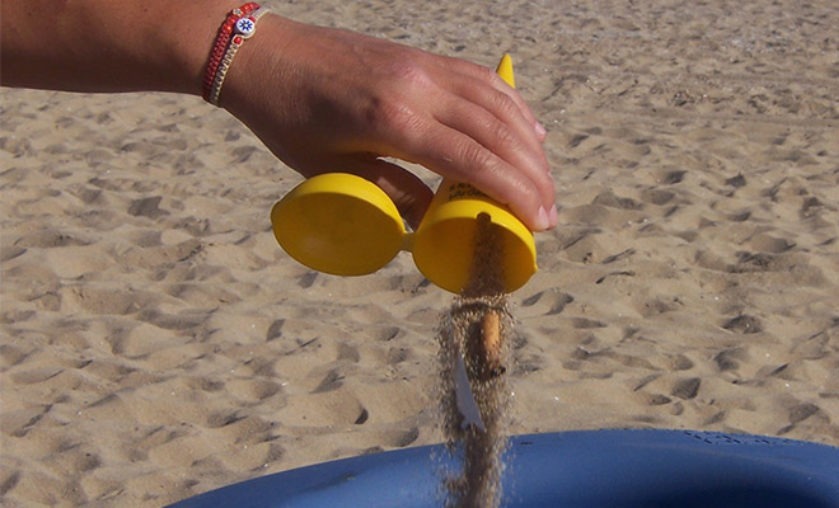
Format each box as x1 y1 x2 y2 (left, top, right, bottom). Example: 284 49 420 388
170 429 839 507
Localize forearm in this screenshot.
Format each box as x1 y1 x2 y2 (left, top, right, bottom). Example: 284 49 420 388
0 0 233 94
2 1 556 231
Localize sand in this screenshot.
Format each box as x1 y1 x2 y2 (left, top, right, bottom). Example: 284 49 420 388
436 213 513 508
2 0 838 506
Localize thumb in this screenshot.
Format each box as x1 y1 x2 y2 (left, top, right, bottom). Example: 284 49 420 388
348 157 434 230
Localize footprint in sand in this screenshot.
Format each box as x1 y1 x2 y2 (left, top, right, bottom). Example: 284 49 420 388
722 314 764 335
671 377 702 400
520 289 575 316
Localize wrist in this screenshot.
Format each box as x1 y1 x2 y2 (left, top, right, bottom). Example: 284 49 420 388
203 4 270 104
157 1 237 95
211 14 299 117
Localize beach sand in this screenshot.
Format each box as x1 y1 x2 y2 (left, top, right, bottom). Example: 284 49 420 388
2 0 838 505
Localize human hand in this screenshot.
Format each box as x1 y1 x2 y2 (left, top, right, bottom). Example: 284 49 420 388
222 15 556 230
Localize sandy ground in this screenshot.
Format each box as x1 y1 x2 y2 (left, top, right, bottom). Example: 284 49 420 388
2 0 838 505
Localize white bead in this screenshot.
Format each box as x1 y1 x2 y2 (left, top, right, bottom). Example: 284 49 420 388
235 17 256 37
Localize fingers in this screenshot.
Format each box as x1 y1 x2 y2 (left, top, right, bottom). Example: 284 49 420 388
406 56 556 230
484 72 547 143
408 121 554 231
370 61 555 231
448 78 546 165
433 89 553 205
441 57 547 143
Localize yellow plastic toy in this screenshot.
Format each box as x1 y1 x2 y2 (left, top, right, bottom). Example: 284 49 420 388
270 54 537 294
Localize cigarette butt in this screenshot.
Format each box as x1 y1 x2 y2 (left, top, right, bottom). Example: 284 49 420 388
481 310 505 377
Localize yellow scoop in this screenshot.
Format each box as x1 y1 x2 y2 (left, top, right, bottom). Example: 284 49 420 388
270 54 537 294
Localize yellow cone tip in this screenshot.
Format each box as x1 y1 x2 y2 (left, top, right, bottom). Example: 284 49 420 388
495 54 515 89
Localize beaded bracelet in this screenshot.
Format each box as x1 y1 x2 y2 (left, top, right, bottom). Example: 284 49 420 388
202 3 259 102
202 2 266 105
208 7 270 105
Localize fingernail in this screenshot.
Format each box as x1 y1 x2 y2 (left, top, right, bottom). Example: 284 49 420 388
535 206 550 231
534 121 547 137
549 205 558 227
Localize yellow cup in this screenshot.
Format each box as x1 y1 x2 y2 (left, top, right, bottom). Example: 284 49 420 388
409 54 535 293
411 178 536 293
270 54 537 294
270 173 406 276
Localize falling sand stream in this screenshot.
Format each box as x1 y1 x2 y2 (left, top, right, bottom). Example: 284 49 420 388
436 213 514 507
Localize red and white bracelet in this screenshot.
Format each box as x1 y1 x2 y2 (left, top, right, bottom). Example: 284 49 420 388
202 3 270 106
